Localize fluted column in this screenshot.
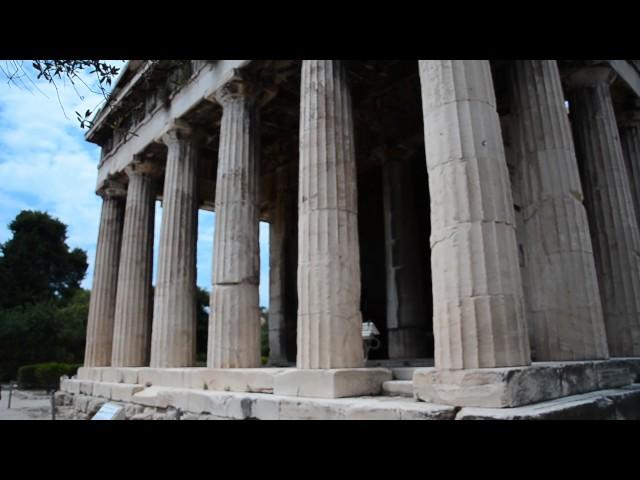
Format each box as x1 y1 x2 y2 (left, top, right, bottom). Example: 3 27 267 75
382 157 429 358
150 122 198 368
619 102 640 227
208 79 261 368
111 161 157 367
268 164 289 365
297 60 364 369
568 67 640 357
419 60 531 369
84 181 125 366
509 60 608 361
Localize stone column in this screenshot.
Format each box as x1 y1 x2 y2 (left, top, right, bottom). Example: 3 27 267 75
150 122 199 368
418 60 531 369
208 79 261 368
619 101 640 227
268 164 289 366
509 60 608 361
297 60 364 369
111 161 157 367
84 181 125 366
568 67 640 357
382 157 429 358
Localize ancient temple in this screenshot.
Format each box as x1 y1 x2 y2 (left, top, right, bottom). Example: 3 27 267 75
59 60 640 420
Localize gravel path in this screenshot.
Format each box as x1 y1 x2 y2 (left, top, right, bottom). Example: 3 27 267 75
0 385 55 420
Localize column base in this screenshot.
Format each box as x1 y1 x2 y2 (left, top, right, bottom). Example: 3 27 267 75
273 368 392 398
413 359 637 408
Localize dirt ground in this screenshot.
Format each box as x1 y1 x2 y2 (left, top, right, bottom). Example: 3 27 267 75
0 385 56 420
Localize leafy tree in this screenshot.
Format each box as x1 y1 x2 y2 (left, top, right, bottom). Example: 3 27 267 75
0 211 89 381
0 290 89 382
0 210 88 308
196 287 210 364
260 306 269 362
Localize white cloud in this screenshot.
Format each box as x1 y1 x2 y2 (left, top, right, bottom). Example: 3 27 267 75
0 60 124 288
0 60 271 307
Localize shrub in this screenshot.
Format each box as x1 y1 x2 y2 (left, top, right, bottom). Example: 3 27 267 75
17 362 81 389
17 364 37 388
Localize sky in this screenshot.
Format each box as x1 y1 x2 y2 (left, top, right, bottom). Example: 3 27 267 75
0 60 270 307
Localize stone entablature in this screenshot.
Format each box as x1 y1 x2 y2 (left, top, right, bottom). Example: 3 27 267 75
89 60 250 191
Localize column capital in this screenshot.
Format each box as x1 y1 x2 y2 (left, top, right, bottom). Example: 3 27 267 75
213 71 257 106
159 120 193 145
565 66 617 89
125 157 162 179
97 179 127 199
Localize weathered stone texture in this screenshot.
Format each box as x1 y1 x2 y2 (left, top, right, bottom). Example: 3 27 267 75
84 185 125 366
413 360 633 408
111 163 156 367
509 60 608 361
273 368 392 398
208 82 261 368
419 59 531 369
150 124 198 367
297 60 364 369
568 67 640 357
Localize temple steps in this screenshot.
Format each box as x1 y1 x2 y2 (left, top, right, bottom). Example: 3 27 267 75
382 380 413 397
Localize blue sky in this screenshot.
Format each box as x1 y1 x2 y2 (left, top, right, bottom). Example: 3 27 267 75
0 61 270 307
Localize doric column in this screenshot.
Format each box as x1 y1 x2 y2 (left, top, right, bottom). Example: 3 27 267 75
509 60 608 361
568 67 640 357
268 164 289 365
297 60 364 369
382 157 429 358
208 78 261 368
84 180 126 366
619 101 640 227
150 122 199 368
111 160 158 367
418 60 531 369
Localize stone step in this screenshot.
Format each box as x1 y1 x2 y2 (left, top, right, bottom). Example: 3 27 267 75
367 358 434 369
127 386 454 420
455 384 640 420
382 380 414 397
391 367 418 380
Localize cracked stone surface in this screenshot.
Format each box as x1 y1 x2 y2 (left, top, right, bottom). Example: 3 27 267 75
150 124 198 367
85 183 125 367
297 60 364 369
509 60 608 361
419 59 531 369
208 80 261 368
568 67 640 357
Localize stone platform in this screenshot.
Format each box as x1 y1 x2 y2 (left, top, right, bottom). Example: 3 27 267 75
413 358 640 408
57 379 640 420
75 367 392 398
56 358 640 419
